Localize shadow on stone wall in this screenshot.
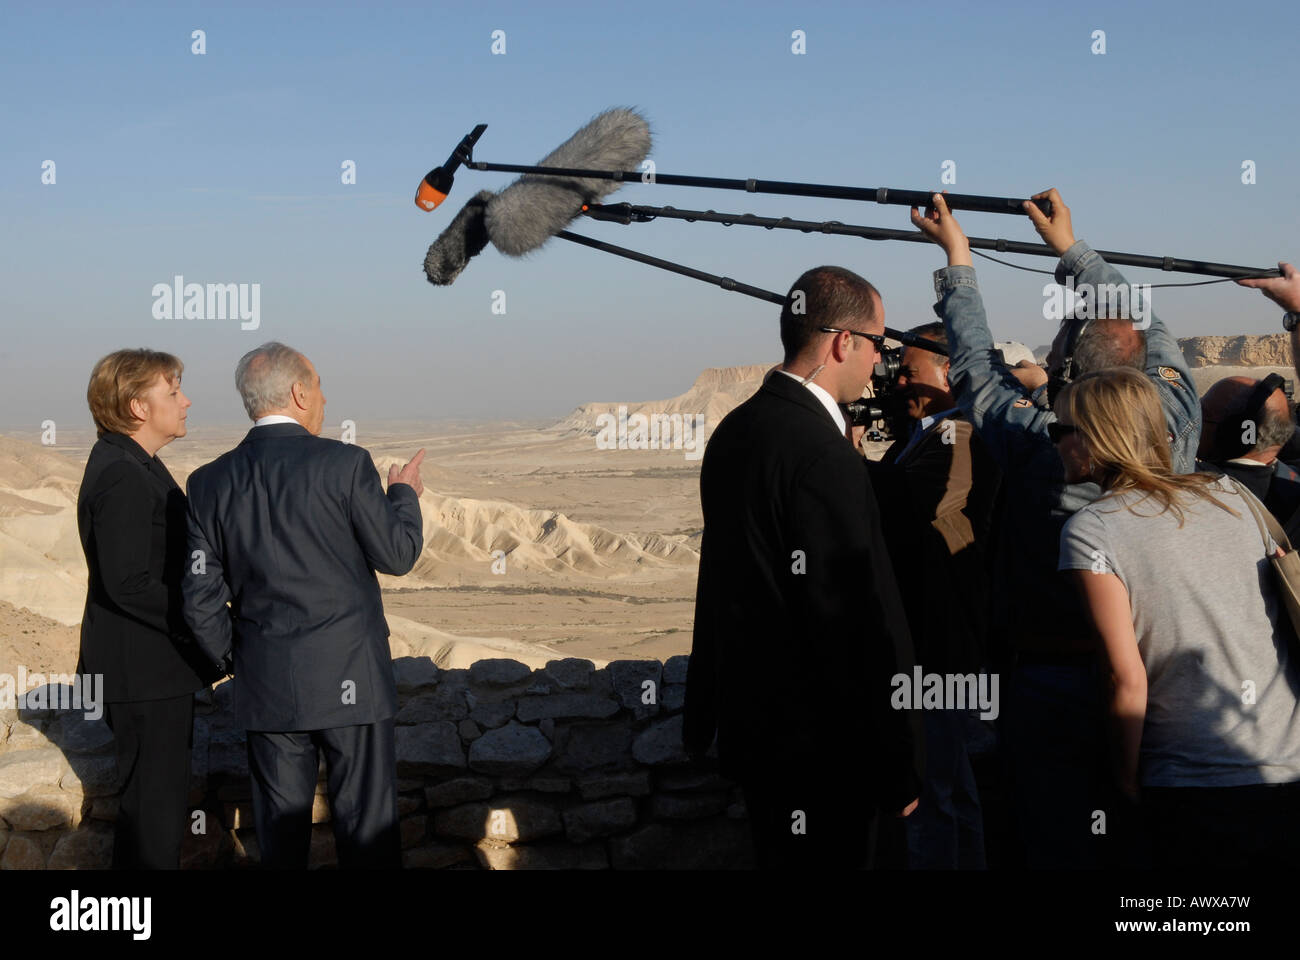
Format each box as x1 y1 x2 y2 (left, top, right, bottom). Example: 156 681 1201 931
0 656 754 870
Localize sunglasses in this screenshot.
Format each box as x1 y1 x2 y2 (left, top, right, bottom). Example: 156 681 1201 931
1047 422 1078 444
819 326 886 349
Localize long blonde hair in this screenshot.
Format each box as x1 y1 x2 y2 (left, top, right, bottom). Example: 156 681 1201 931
1061 367 1238 526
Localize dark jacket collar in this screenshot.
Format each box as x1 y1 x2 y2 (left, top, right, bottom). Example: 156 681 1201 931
759 369 843 433
98 431 178 487
100 431 155 465
240 421 313 444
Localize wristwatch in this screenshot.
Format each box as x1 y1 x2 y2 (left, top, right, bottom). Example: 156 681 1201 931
1284 312 1300 332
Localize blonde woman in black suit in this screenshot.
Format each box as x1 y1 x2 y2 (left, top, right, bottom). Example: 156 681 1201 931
78 349 214 869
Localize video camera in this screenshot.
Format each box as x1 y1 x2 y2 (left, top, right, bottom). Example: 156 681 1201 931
842 345 912 440
842 333 955 439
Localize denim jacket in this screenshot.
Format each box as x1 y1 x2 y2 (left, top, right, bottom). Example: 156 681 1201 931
930 240 1201 655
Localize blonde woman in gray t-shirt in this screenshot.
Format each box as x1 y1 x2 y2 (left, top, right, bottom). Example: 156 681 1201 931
1054 367 1300 868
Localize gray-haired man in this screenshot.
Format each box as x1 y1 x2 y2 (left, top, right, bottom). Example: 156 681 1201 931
183 341 425 868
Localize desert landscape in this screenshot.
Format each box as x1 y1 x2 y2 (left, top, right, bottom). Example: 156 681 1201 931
0 336 1292 685
0 363 776 683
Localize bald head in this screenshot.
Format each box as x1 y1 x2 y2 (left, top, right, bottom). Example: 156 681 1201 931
1091 319 1142 363
1199 375 1293 463
1047 317 1146 377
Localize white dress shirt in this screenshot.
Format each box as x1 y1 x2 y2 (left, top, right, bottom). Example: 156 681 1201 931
253 414 299 427
777 369 847 436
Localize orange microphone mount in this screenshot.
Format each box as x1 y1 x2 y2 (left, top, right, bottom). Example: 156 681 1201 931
415 124 487 211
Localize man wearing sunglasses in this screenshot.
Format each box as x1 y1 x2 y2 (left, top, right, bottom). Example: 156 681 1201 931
684 264 923 870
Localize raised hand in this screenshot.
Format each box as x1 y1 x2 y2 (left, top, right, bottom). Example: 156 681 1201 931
910 192 972 267
388 448 426 497
1237 261 1300 313
1023 188 1076 256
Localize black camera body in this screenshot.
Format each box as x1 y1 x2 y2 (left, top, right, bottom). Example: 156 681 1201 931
842 345 911 439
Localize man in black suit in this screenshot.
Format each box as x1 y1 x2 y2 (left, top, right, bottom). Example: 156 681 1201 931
684 266 923 869
183 341 424 869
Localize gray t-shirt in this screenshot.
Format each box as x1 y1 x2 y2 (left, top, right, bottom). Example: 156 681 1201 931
1058 476 1300 787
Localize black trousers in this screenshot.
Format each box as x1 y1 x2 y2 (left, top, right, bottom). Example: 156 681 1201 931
1141 780 1300 868
105 692 195 870
739 761 879 869
246 719 400 869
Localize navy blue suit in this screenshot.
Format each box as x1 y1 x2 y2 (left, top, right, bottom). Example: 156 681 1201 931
183 422 423 867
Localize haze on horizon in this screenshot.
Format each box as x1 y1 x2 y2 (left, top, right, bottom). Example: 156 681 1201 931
2 0 1296 433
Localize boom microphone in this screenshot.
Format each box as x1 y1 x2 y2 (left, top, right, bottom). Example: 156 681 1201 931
421 109 1280 289
484 107 652 256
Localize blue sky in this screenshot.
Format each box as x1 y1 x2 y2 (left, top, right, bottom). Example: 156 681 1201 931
2 0 1296 429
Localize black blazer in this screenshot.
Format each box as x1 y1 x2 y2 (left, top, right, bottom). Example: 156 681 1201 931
868 414 1001 676
684 374 923 810
182 423 423 731
76 432 214 702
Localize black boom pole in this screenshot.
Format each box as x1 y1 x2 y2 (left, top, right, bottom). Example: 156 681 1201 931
468 159 1052 218
581 202 1282 281
555 229 949 356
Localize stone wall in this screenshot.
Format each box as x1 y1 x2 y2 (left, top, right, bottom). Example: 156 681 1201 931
0 656 754 870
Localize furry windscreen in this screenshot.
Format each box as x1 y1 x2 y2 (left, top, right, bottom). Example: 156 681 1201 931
424 190 494 285
485 107 652 257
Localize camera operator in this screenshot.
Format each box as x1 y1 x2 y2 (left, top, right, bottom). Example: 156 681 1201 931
867 322 1001 869
908 189 1201 869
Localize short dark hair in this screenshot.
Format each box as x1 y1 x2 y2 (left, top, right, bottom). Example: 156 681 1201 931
1072 319 1147 376
907 321 948 367
780 266 880 364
